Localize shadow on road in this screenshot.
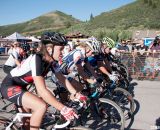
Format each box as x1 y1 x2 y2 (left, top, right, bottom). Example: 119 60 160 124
128 82 138 97
155 117 160 130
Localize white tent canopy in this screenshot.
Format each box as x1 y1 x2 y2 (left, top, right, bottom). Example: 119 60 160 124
27 36 40 42
4 32 28 41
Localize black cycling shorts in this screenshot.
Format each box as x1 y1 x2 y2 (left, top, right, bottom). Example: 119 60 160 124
3 65 15 74
0 74 27 106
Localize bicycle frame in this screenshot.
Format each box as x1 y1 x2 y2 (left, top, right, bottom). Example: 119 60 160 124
5 112 71 130
6 113 32 130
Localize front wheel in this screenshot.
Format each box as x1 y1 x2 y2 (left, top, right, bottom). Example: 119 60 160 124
113 87 135 120
98 98 125 130
69 126 93 130
0 116 19 130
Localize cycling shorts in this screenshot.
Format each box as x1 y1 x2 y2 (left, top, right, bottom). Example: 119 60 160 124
0 74 27 106
3 65 15 74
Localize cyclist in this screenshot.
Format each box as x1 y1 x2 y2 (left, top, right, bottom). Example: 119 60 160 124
63 41 75 57
0 32 80 130
83 36 119 82
59 41 97 87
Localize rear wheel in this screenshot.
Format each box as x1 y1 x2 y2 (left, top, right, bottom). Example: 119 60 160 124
112 87 135 120
97 98 125 130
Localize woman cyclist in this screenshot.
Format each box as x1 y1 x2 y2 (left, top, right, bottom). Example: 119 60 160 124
0 32 80 130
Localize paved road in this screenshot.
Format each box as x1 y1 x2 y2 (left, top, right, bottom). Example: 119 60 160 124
127 80 160 130
0 55 160 130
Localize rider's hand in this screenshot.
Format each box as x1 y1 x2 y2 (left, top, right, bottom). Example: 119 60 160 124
75 93 88 103
60 106 78 121
108 73 119 82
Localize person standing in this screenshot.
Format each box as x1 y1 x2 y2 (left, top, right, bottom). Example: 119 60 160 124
3 42 22 74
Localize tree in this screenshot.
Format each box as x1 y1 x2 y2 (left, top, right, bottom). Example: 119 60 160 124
148 0 153 6
66 21 72 28
90 13 94 21
143 0 148 4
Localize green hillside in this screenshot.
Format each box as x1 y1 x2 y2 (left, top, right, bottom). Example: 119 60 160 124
1 0 160 40
63 0 160 40
0 11 81 36
86 0 160 30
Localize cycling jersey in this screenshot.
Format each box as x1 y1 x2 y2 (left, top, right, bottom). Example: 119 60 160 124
59 49 84 75
0 54 52 106
86 54 103 67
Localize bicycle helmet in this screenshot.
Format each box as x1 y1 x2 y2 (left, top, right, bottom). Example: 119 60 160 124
86 36 101 53
20 43 30 52
154 35 160 42
41 32 68 46
102 36 115 48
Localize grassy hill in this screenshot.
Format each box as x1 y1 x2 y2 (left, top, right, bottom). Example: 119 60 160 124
1 0 160 40
63 0 160 40
86 0 160 30
0 11 81 36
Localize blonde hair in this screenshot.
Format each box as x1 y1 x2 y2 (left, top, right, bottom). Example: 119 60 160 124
76 42 91 50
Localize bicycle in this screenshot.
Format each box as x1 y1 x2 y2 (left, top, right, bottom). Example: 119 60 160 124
53 80 125 130
0 99 92 130
0 86 91 130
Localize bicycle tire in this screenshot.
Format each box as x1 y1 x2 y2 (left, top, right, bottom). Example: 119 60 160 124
113 87 135 120
98 98 125 130
0 116 19 130
118 64 129 80
69 126 93 130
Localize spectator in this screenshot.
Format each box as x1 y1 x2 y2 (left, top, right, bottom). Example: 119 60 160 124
12 41 21 54
117 39 129 52
135 39 149 55
7 45 14 55
149 35 160 52
126 40 132 52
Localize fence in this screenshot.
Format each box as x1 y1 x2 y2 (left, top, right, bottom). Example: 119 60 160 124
119 51 160 80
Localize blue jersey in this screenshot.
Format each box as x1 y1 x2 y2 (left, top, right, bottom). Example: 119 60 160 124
87 54 103 67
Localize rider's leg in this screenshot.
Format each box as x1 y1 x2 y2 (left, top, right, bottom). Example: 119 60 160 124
22 92 47 130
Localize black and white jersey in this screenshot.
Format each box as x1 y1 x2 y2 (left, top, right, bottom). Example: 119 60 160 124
10 54 46 86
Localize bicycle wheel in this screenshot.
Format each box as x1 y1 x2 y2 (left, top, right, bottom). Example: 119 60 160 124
97 98 125 130
0 116 18 130
69 126 93 130
112 87 135 120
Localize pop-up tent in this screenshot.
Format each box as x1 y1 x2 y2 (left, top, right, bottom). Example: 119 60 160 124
4 32 29 42
27 36 40 42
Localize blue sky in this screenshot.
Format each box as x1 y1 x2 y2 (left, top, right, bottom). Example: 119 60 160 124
0 0 135 26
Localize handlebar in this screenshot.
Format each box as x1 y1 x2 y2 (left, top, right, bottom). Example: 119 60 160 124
53 120 70 129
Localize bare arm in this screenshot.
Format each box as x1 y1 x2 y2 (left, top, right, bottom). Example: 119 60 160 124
14 59 21 66
33 76 64 111
77 64 96 84
97 60 111 76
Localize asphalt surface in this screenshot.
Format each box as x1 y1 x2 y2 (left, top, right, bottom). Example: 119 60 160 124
0 55 160 130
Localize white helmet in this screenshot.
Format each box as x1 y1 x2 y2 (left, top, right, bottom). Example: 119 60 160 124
86 36 101 53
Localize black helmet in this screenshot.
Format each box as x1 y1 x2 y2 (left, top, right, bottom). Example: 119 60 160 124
20 43 30 52
41 32 68 46
154 35 160 44
155 35 160 41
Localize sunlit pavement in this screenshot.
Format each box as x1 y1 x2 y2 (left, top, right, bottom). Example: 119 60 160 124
126 80 160 130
